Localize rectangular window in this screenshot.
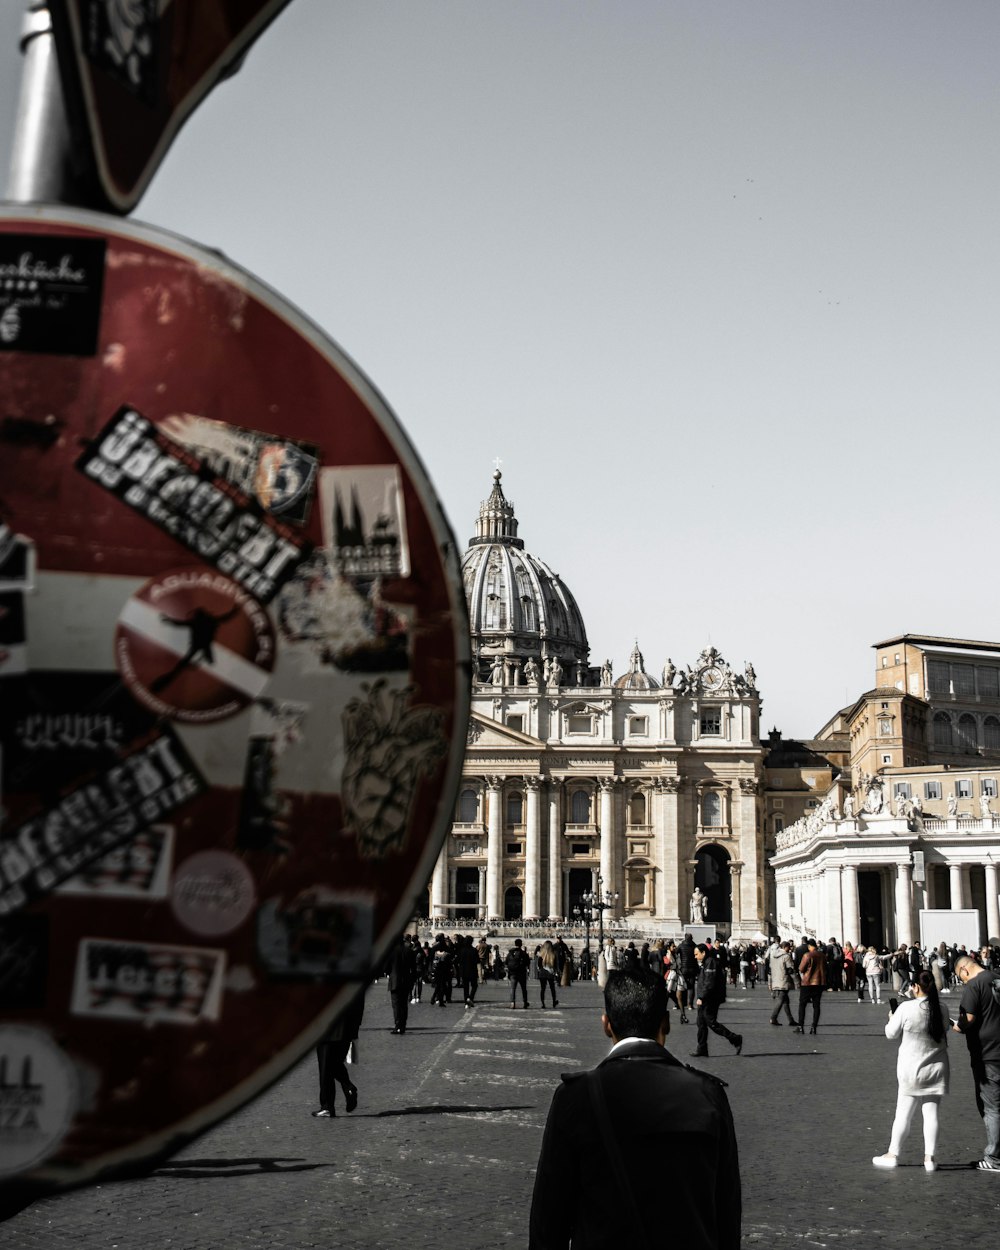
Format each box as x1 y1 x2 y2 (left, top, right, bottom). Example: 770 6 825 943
700 711 721 735
571 842 590 856
505 842 523 855
506 714 524 732
927 660 950 694
788 885 796 908
924 781 942 800
882 754 892 764
954 665 976 697
567 714 592 733
956 779 972 798
983 779 998 797
979 668 1000 699
893 781 911 798
628 716 648 736
772 798 784 809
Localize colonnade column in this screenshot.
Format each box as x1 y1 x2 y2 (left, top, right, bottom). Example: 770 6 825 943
825 864 843 943
524 777 542 920
842 864 860 947
430 842 448 920
658 778 680 923
986 862 1000 944
895 862 914 947
950 863 965 909
486 775 503 920
477 866 487 921
599 777 616 909
548 783 562 919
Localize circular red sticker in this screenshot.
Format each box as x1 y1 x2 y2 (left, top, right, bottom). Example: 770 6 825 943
116 568 276 723
0 207 469 1190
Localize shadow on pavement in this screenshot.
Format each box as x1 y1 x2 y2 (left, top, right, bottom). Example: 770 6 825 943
373 1103 533 1118
151 1157 328 1179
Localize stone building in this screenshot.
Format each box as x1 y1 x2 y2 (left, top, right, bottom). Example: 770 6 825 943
424 472 769 939
771 635 1000 947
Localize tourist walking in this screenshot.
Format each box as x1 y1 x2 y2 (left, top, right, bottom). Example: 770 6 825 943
691 942 743 1059
768 940 796 1026
538 939 560 1008
312 987 363 1118
864 945 883 1004
872 970 952 1171
794 937 826 1035
506 938 531 1008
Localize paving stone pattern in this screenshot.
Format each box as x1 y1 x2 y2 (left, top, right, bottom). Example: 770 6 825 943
4 981 1000 1247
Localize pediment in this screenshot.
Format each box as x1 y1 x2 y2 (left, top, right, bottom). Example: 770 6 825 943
466 712 542 749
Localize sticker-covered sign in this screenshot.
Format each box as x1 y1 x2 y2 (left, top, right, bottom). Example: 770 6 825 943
0 207 469 1190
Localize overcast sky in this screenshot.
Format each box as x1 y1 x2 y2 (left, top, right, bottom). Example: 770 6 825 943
2 1 998 738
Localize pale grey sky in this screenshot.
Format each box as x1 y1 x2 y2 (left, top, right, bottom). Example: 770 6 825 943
2 1 998 736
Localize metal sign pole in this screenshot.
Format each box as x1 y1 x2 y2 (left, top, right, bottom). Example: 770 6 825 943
6 2 89 206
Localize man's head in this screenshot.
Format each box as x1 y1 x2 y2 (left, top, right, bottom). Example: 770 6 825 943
806 938 818 950
694 943 708 963
514 938 523 949
955 954 983 984
602 970 669 1045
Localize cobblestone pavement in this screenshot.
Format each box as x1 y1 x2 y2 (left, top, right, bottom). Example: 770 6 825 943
4 980 1000 1247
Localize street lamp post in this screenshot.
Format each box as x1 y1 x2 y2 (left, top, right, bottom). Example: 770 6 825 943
581 874 619 955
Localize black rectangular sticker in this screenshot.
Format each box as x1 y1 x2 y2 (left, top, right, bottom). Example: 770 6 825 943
76 406 312 603
0 233 106 356
0 727 206 916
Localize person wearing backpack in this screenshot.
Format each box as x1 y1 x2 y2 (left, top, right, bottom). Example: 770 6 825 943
506 938 531 1008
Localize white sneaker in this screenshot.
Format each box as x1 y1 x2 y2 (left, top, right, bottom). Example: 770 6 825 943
924 1157 937 1172
872 1154 897 1169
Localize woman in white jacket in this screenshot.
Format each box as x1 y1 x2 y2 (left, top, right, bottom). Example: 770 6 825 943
872 970 952 1172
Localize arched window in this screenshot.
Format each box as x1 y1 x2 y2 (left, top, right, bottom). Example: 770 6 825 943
458 788 478 822
571 790 590 824
507 791 523 825
933 713 953 749
958 714 978 752
702 791 722 826
773 815 785 835
985 717 1000 751
629 792 646 826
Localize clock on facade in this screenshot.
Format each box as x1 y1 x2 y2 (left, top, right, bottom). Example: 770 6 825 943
702 666 724 692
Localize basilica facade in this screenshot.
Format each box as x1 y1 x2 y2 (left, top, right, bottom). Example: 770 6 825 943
425 472 770 939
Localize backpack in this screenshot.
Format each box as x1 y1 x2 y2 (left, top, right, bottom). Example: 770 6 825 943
506 947 527 975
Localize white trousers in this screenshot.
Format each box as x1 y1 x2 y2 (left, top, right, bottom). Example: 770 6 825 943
888 1092 941 1158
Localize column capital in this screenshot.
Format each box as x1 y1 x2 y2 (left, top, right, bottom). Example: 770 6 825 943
523 775 542 792
487 774 504 791
598 776 617 793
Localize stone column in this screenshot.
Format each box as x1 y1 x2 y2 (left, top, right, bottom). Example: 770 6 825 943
524 777 542 920
842 864 860 947
548 782 562 920
736 778 759 932
730 862 743 926
950 862 965 909
477 866 487 921
600 777 617 907
486 776 503 919
826 864 844 942
658 778 681 924
430 842 448 919
985 862 1000 944
895 862 914 947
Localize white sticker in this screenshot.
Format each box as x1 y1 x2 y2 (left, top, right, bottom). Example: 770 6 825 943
0 1025 78 1178
70 939 226 1025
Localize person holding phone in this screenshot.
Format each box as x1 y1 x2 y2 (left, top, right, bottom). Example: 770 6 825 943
872 970 952 1171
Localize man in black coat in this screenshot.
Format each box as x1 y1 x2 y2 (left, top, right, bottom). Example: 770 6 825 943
387 934 417 1033
529 970 741 1249
692 943 743 1059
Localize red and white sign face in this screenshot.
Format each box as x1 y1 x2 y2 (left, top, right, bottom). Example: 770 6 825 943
49 0 297 213
0 207 469 1188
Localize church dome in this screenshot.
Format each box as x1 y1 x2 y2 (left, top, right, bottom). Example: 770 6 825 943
462 471 589 678
614 642 660 691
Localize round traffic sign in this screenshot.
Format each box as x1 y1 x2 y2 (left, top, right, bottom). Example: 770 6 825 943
0 206 469 1188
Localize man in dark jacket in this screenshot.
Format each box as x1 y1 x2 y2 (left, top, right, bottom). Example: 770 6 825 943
387 934 417 1033
529 970 740 1249
692 943 743 1059
506 938 530 1008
